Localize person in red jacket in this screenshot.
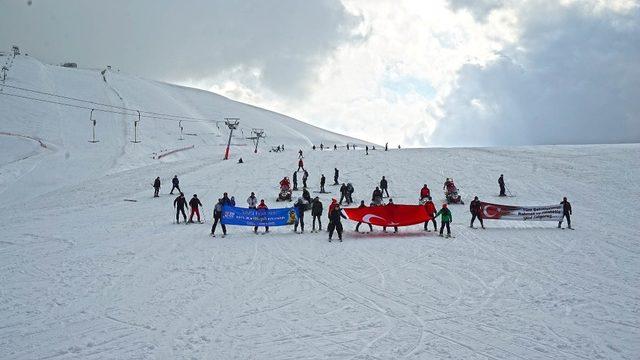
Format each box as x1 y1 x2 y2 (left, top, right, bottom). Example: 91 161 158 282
254 199 270 233
279 177 290 190
423 198 437 231
420 184 431 200
188 194 203 223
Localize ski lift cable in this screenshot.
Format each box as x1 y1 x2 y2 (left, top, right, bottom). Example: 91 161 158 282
0 91 209 123
0 84 226 124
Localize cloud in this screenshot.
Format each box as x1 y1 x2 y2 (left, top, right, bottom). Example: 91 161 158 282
430 0 640 146
0 0 360 98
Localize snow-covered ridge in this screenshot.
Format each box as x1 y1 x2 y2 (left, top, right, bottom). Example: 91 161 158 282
0 53 368 205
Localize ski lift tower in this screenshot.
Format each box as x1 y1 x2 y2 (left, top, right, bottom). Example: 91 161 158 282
223 117 240 160
247 128 265 153
88 108 99 143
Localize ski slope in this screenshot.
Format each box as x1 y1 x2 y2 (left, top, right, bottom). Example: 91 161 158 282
1 54 639 359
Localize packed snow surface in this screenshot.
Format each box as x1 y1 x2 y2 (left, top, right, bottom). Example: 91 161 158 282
1 54 639 359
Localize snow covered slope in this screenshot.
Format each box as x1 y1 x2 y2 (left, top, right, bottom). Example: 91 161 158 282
1 53 639 359
0 54 366 206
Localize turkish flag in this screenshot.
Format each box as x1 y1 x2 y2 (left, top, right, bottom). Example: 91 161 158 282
343 204 430 227
479 202 519 219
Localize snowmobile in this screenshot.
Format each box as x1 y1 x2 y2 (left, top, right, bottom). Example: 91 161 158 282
444 183 464 204
277 185 292 202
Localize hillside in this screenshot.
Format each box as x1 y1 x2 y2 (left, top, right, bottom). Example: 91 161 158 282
1 53 639 359
0 54 366 206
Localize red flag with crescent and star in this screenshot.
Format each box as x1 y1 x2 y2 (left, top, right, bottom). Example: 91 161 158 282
342 204 430 227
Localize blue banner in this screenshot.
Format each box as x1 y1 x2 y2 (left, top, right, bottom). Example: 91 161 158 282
221 205 299 226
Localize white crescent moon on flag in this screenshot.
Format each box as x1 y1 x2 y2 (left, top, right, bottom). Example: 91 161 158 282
362 214 386 223
483 205 501 219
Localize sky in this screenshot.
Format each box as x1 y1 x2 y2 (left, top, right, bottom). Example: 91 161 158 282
1 0 639 147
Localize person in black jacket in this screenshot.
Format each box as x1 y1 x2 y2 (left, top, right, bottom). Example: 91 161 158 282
371 187 383 204
302 188 311 203
346 183 354 204
292 171 298 191
334 168 339 185
380 176 389 197
311 197 323 231
320 174 326 193
294 197 307 233
170 175 181 195
328 203 347 242
498 174 506 196
188 194 203 223
470 196 484 229
355 200 373 233
153 177 161 197
559 197 572 229
339 183 348 204
211 198 227 236
173 192 188 223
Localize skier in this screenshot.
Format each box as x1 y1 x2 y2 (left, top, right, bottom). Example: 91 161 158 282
221 192 233 206
320 143 324 150
382 198 398 233
302 170 309 188
558 197 572 229
355 200 373 233
365 145 369 155
380 176 389 197
328 202 347 242
211 198 227 237
173 192 188 224
298 149 303 159
339 183 348 204
254 200 270 233
311 197 323 231
247 192 257 208
385 142 388 151
371 187 383 205
230 196 236 206
153 176 161 197
312 145 316 151
333 144 337 150
238 157 243 163
435 203 453 238
498 174 506 196
423 197 437 231
470 196 484 229
170 175 181 195
346 183 354 204
320 174 326 193
420 184 431 201
328 198 339 217
346 144 350 150
293 197 307 233
334 168 339 185
292 171 298 190
297 159 304 171
302 188 311 202
188 194 203 223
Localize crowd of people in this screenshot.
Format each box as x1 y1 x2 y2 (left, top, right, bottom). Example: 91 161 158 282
151 147 573 241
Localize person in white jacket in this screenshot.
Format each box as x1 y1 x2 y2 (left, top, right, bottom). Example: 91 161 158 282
247 192 258 209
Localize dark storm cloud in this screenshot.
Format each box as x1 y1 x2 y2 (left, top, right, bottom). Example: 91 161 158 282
430 1 640 146
0 0 360 97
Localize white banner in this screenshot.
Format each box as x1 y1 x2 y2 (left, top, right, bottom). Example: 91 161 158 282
479 202 563 221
